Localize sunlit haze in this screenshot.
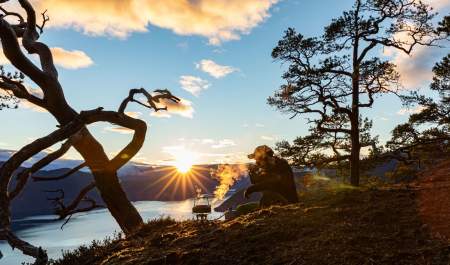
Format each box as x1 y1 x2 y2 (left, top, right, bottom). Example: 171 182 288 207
170 148 198 174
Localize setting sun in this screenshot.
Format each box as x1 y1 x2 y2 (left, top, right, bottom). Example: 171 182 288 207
171 148 198 174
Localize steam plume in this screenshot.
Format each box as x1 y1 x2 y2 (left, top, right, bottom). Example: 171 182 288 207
211 164 248 200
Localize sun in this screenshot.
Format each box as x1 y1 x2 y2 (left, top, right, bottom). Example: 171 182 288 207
171 148 197 174
175 158 193 174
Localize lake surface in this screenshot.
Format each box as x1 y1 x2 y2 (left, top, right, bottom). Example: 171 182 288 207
0 199 222 264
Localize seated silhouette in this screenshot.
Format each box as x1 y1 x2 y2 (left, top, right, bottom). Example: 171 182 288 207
245 145 298 207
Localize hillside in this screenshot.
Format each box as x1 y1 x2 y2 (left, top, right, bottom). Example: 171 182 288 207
50 161 450 265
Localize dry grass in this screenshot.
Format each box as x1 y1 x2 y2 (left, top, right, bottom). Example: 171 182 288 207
50 182 450 265
416 160 450 241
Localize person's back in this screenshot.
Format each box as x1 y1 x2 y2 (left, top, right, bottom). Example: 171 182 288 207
268 156 298 203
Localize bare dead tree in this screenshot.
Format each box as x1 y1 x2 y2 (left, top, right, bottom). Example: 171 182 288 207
0 0 180 263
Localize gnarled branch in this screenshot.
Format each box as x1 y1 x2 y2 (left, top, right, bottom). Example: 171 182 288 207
9 139 74 199
18 0 58 79
118 88 180 113
46 182 102 222
32 162 86 182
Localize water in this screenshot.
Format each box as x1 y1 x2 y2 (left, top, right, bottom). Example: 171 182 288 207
0 199 222 264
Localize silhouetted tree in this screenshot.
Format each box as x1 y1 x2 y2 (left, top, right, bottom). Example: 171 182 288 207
0 0 180 263
276 116 378 171
386 15 450 167
437 15 449 35
269 0 440 185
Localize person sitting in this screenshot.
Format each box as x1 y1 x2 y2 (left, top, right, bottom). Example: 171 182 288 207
245 145 298 206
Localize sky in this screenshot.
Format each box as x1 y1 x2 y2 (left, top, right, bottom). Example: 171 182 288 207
0 0 449 166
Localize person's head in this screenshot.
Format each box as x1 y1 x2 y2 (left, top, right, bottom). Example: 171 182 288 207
248 145 274 165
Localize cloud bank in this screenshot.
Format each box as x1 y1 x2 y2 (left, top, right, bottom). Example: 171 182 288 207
384 0 450 89
31 0 279 44
1 47 93 70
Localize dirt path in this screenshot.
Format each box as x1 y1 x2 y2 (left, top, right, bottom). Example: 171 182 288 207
416 160 450 241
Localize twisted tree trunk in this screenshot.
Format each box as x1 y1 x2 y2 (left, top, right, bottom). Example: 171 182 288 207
0 0 180 263
48 102 144 234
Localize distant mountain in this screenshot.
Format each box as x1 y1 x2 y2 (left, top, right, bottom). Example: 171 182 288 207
10 167 99 218
0 149 152 175
1 149 400 219
1 150 249 218
6 164 247 218
0 149 88 172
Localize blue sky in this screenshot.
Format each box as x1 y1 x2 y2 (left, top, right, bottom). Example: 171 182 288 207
0 0 448 165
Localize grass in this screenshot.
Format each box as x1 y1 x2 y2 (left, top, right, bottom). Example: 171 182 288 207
50 182 450 265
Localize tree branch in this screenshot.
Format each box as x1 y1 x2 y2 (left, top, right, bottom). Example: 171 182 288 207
9 139 74 199
0 16 47 85
32 162 86 182
46 182 100 221
118 88 180 113
18 0 58 79
0 76 45 107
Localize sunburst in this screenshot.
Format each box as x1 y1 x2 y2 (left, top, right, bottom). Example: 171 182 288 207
171 147 197 174
145 147 211 200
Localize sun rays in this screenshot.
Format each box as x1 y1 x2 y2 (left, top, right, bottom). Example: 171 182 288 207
172 149 197 174
150 165 211 200
163 146 199 174
142 147 212 200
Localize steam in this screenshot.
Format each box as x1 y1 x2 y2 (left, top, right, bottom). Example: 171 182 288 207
211 164 248 200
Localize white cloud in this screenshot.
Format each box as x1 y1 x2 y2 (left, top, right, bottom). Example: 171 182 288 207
50 47 94 69
150 111 172 118
28 0 279 45
397 105 426 116
0 47 93 70
26 86 44 99
388 44 446 89
104 126 134 134
124 111 142 119
151 98 194 118
20 100 46 112
179 75 210 96
422 0 450 10
383 1 450 90
201 139 215 144
211 139 237 149
196 59 238 79
261 135 275 141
